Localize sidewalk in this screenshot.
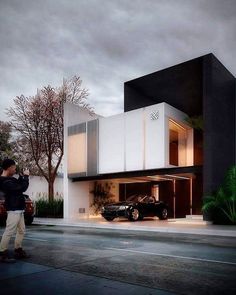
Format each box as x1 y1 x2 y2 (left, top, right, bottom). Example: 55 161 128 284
33 216 236 237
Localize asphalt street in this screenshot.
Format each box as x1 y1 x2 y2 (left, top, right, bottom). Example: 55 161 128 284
0 225 236 294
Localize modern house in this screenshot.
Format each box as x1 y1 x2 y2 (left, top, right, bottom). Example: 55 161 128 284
63 53 236 220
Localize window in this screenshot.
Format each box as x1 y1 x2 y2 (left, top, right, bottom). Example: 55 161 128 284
68 133 87 174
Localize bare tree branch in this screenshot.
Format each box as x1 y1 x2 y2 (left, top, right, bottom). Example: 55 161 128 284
7 76 93 201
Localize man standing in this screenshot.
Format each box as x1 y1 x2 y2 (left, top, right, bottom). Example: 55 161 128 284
0 159 29 263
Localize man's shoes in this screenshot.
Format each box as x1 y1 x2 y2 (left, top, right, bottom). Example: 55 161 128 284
0 250 16 263
14 247 30 259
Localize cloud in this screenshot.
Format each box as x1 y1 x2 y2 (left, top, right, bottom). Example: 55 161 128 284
0 0 235 121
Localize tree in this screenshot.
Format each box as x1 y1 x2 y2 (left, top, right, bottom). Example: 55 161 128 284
0 121 13 164
11 136 41 175
0 121 36 174
7 76 93 201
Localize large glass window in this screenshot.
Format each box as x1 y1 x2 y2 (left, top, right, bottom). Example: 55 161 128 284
68 133 87 174
169 119 187 166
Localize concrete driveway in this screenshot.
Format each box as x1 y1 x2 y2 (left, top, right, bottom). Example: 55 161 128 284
33 216 236 237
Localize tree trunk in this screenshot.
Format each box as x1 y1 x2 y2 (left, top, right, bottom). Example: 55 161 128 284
48 154 54 202
48 179 54 202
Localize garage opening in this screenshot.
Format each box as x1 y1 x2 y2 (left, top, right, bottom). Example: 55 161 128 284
118 173 202 218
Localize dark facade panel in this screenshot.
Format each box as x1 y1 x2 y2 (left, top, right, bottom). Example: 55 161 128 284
68 172 87 178
124 84 157 112
203 54 236 194
87 119 98 176
192 173 203 215
68 123 86 135
124 53 236 204
159 181 174 217
124 55 203 116
175 179 190 218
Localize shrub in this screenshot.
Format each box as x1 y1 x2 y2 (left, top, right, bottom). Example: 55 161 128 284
35 198 63 218
90 182 115 214
202 166 236 225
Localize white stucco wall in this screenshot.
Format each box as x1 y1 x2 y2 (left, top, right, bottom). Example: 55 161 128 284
25 176 63 201
64 102 194 219
125 108 144 171
145 103 166 169
65 179 119 218
99 114 125 173
98 102 171 173
67 180 92 218
63 102 99 218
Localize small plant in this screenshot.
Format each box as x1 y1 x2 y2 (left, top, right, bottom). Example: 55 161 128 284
202 166 236 224
90 182 115 214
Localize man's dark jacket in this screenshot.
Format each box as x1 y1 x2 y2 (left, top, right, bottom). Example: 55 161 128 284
0 175 29 211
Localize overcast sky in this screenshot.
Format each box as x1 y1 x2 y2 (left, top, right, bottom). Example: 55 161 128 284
0 0 236 121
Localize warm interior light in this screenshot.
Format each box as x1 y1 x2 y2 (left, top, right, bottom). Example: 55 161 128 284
169 118 186 130
68 133 87 174
169 119 188 166
165 174 191 180
147 175 173 181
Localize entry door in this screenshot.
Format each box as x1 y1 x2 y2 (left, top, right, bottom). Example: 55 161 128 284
175 180 190 218
159 181 174 218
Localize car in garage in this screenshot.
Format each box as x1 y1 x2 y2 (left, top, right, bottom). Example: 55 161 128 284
101 194 168 221
0 192 35 225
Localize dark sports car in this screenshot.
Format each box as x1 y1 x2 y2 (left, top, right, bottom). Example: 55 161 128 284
101 194 168 221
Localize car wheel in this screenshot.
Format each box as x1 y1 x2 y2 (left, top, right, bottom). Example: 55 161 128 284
129 208 139 221
158 208 168 220
25 216 34 225
104 217 115 221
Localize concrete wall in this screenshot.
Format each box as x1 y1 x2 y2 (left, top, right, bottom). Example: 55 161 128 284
125 108 144 171
64 102 193 219
99 113 125 173
67 180 93 218
65 179 120 218
25 176 63 201
98 102 192 174
145 103 165 169
64 102 98 218
98 103 167 173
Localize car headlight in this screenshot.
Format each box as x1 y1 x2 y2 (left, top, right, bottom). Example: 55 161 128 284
119 205 129 210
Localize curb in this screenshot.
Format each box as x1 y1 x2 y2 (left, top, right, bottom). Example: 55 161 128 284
32 219 236 237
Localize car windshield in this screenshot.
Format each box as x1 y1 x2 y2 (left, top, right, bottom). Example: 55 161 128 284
126 194 146 202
